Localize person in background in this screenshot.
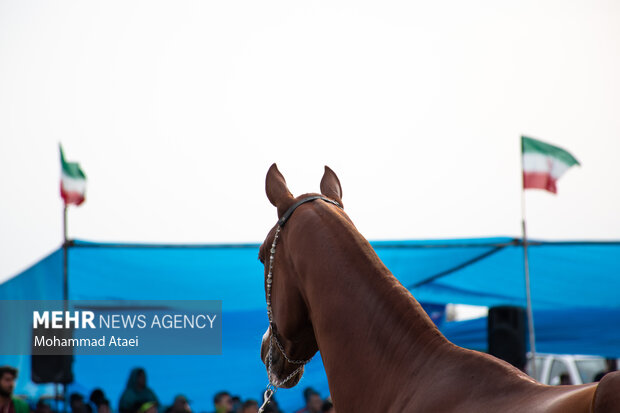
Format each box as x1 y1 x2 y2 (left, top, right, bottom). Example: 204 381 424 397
97 400 111 413
70 393 88 413
89 390 105 409
88 389 108 413
320 401 335 413
230 396 241 413
239 400 258 413
212 392 233 413
35 399 53 413
594 358 618 382
294 388 322 413
137 402 157 413
0 367 28 413
119 368 159 413
559 373 572 385
164 395 191 413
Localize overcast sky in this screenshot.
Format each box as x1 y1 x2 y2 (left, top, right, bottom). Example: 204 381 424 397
1 0 619 283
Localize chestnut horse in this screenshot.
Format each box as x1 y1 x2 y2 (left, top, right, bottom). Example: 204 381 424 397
258 164 619 413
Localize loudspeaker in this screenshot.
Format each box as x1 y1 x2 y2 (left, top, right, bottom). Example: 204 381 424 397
31 327 74 384
31 354 74 384
487 306 526 370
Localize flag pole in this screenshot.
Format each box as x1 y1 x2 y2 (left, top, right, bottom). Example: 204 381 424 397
63 204 68 301
62 203 69 413
520 137 537 378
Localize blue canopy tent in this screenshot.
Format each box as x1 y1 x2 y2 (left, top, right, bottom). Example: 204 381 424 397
442 307 620 357
1 238 619 412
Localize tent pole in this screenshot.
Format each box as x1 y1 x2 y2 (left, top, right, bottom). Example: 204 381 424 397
522 213 537 377
521 143 537 379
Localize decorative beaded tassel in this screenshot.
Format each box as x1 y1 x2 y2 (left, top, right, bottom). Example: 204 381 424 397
259 225 309 413
266 226 280 323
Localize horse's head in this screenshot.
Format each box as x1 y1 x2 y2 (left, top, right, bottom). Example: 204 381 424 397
258 163 343 388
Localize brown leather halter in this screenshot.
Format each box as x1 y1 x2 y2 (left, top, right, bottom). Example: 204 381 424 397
277 195 342 227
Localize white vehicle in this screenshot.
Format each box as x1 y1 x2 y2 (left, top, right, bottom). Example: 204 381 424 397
526 354 607 385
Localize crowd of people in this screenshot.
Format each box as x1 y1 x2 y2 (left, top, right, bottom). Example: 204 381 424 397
3 360 620 413
4 360 620 413
0 366 335 413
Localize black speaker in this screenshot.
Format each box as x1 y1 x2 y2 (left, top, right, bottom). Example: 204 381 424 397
31 354 74 384
487 306 526 370
31 327 74 384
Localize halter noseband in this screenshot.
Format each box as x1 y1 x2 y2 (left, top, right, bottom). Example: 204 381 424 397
259 196 342 412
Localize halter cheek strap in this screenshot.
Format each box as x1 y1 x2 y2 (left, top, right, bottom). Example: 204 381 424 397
259 196 342 412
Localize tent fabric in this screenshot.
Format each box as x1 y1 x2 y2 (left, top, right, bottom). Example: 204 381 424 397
441 307 620 358
1 238 619 412
0 249 64 400
0 249 63 301
67 238 620 309
374 239 620 309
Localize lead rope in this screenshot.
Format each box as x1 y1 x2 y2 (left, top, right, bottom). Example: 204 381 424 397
258 225 312 413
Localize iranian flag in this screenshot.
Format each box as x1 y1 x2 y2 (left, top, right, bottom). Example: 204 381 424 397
521 136 579 194
60 144 87 206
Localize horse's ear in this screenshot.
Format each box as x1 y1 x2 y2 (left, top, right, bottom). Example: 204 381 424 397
266 163 294 216
320 165 343 207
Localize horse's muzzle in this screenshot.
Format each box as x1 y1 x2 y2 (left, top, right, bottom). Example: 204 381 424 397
260 326 304 389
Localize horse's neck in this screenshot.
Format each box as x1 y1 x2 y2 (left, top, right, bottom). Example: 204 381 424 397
292 217 449 409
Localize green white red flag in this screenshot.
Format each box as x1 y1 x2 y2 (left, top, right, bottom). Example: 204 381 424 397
521 136 580 194
60 144 87 206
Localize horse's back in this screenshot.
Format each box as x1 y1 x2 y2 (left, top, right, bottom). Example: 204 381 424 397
534 383 597 413
393 383 598 413
593 370 620 412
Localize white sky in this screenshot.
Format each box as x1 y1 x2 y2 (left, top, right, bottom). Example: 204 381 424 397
1 0 619 283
